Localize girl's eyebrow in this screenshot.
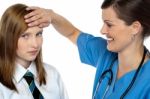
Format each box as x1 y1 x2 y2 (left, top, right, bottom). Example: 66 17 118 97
21 32 30 35
22 30 43 34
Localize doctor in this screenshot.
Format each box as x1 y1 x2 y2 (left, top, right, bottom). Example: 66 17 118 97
25 0 150 98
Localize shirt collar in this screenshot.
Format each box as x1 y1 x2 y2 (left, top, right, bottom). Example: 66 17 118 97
13 62 37 83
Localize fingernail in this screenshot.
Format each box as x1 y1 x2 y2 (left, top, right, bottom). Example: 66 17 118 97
24 15 27 18
28 24 32 26
25 19 29 22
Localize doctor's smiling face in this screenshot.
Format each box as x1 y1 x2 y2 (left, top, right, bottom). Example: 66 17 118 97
101 7 140 53
16 26 43 67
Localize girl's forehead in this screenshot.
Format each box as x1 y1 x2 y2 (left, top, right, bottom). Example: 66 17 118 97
23 26 43 34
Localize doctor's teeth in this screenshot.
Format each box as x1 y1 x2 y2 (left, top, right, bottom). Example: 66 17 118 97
107 38 114 41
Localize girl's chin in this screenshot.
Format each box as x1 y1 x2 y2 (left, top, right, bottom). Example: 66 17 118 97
26 56 37 61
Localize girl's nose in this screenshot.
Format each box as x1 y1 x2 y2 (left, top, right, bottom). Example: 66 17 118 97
31 37 38 48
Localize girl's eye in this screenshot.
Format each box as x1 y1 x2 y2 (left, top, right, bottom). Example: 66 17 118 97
36 32 43 37
20 34 29 39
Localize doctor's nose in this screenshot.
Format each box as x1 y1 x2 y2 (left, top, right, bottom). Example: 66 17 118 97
100 24 108 35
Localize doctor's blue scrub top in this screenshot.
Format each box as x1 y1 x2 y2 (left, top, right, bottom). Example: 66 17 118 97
77 32 150 99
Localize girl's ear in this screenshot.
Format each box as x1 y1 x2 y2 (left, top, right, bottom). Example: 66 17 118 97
131 21 142 35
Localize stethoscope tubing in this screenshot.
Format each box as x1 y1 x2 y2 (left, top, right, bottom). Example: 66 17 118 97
93 46 148 99
120 47 147 99
93 56 117 99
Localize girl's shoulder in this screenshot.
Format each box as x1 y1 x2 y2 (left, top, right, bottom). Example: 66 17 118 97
42 63 61 77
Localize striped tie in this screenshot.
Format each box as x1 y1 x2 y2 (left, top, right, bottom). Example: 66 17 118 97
23 72 44 99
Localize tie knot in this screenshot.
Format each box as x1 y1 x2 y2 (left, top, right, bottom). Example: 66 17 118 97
23 71 34 85
24 71 34 77
23 72 44 99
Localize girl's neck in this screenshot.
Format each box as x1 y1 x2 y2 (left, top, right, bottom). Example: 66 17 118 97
16 58 31 69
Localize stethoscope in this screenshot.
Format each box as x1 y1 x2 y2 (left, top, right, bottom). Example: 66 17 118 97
93 47 149 99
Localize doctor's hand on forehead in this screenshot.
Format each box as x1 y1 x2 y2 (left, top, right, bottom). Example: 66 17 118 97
24 7 53 28
24 6 80 44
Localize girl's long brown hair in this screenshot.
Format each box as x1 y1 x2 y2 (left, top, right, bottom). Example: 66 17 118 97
0 3 46 91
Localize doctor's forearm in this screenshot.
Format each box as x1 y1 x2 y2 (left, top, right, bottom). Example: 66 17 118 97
51 11 80 43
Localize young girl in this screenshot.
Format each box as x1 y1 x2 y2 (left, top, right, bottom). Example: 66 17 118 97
0 3 68 99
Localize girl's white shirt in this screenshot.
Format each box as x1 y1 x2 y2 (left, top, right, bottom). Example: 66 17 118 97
0 62 69 99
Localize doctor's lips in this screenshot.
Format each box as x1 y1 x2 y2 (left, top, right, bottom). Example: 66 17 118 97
106 36 114 42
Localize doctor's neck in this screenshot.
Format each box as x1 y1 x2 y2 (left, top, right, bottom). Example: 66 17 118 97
118 44 146 70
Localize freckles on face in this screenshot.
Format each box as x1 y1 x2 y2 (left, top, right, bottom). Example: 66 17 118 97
16 26 43 65
101 7 134 52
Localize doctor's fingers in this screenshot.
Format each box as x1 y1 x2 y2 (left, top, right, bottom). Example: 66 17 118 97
24 6 42 19
25 7 52 23
39 22 50 28
27 18 51 27
25 13 41 23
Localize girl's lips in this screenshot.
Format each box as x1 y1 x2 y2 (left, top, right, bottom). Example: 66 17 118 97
28 50 38 55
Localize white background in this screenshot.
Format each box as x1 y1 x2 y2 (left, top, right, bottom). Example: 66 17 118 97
0 0 149 99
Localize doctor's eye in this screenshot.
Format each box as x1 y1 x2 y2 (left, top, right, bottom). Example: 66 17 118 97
106 23 113 28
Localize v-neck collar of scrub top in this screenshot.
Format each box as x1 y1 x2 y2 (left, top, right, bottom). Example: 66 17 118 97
106 59 150 98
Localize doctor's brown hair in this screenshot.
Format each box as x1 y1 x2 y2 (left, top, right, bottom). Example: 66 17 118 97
101 0 150 38
0 4 46 91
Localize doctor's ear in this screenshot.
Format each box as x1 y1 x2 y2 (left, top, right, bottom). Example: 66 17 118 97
131 21 143 35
